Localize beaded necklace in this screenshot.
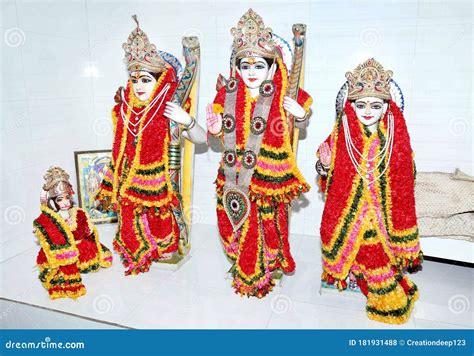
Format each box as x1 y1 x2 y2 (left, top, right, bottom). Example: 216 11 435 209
119 83 171 138
342 111 395 185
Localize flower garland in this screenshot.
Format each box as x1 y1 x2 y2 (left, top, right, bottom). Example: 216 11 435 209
34 206 111 300
97 68 185 275
318 100 422 324
249 58 310 204
34 206 79 268
212 58 313 297
232 204 274 298
113 206 156 275
56 207 113 272
115 69 175 209
214 58 311 206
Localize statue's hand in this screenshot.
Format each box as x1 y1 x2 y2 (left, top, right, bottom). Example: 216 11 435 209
206 103 222 135
216 74 226 92
283 96 306 119
164 102 193 126
114 86 124 104
318 142 332 167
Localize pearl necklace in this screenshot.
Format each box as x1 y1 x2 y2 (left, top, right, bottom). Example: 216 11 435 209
342 112 395 185
120 84 171 137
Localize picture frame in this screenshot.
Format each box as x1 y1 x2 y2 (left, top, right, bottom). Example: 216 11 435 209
74 150 117 224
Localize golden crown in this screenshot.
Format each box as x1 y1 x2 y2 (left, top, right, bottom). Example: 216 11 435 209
42 166 73 198
122 15 167 73
345 58 393 101
231 9 277 60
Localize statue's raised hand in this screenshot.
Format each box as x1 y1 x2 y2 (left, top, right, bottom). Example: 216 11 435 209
318 142 332 167
206 103 222 135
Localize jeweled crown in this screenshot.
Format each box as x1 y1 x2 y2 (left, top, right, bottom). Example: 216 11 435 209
122 15 167 73
345 58 393 101
231 9 277 60
42 166 73 198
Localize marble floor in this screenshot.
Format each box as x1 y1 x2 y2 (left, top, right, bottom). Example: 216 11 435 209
1 224 472 329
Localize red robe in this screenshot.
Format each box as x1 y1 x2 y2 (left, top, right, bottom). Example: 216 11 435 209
212 58 313 297
34 206 112 299
97 68 186 275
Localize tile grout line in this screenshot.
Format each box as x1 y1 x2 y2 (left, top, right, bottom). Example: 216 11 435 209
0 297 132 329
0 245 36 265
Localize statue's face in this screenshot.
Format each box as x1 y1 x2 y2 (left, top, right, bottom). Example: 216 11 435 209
237 57 274 89
55 193 72 211
351 97 388 127
130 71 157 101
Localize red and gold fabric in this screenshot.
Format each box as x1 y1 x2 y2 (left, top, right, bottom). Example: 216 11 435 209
96 68 186 275
213 58 312 298
318 100 422 324
34 206 112 300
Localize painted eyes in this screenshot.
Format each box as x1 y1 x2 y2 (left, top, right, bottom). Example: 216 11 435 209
131 78 152 84
55 195 69 203
240 64 267 71
355 103 383 110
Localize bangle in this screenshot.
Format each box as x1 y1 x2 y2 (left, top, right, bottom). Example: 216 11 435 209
315 160 329 177
213 130 223 138
183 116 196 131
296 108 313 122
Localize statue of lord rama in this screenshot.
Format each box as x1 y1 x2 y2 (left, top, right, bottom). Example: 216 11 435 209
207 9 314 298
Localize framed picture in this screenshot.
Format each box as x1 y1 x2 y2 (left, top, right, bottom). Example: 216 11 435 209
74 150 117 224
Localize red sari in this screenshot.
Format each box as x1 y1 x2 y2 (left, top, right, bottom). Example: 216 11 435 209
318 101 423 324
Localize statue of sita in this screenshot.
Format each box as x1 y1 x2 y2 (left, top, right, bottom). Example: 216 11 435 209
316 58 423 324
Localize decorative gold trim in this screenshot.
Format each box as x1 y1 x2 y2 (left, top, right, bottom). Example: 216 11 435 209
345 58 393 101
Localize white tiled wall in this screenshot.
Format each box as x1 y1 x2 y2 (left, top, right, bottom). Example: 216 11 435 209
1 0 472 259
